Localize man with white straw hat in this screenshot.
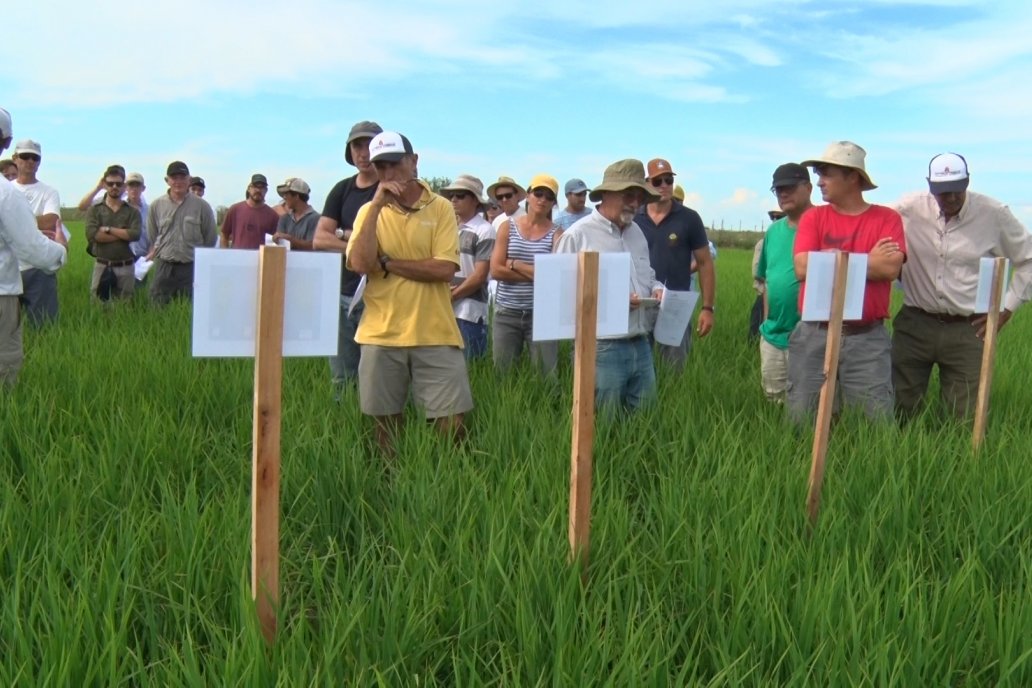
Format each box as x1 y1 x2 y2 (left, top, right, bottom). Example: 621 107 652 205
441 175 495 359
556 159 664 412
891 152 1032 420
486 175 526 231
788 141 906 424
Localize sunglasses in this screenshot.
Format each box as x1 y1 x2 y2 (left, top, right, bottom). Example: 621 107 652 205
450 191 471 201
531 188 556 202
105 180 125 188
650 175 675 187
495 192 515 201
17 153 41 162
127 182 143 188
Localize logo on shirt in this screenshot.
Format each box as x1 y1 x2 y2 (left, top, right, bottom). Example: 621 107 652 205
668 233 678 246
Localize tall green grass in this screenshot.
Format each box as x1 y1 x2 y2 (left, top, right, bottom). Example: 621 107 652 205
1 222 1030 685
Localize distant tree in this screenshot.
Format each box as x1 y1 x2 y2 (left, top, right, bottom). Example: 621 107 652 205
216 206 229 226
423 177 451 194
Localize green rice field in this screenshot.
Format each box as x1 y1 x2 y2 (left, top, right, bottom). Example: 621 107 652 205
2 221 1031 685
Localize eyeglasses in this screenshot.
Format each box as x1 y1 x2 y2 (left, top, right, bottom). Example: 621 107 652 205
495 192 515 201
105 181 125 188
449 191 471 201
531 188 556 203
127 182 143 188
650 175 675 187
17 153 41 162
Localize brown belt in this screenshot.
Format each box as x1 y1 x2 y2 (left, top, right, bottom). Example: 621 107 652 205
96 258 136 268
817 320 883 335
908 306 975 324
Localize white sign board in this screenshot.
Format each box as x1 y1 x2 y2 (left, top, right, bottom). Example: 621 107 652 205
654 289 700 346
191 248 341 357
532 253 631 341
973 257 1010 314
801 252 868 322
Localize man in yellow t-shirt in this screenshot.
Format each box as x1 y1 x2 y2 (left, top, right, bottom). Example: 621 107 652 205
346 131 472 453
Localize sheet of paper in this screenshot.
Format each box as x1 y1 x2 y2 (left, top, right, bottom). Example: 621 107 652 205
801 252 867 321
973 257 1010 313
192 248 341 357
654 289 700 346
349 275 367 317
265 233 291 250
532 253 631 341
134 258 153 282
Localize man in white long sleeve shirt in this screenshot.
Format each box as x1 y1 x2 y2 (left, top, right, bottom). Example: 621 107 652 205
0 107 67 388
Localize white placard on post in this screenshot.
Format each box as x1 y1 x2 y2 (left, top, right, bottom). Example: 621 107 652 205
974 257 1011 314
532 253 631 341
654 289 700 346
192 248 341 357
801 251 868 321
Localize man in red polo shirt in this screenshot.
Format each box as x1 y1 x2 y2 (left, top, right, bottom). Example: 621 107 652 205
788 141 906 424
219 173 279 249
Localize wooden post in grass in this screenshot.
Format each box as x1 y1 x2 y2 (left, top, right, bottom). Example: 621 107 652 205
806 250 848 528
251 245 286 644
569 251 599 575
972 256 1007 452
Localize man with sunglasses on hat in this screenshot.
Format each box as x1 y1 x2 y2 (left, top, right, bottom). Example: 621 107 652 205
635 158 715 368
440 175 495 360
10 139 63 326
891 153 1032 420
789 141 906 425
486 176 527 231
84 165 141 301
219 174 279 249
346 131 471 454
0 107 67 387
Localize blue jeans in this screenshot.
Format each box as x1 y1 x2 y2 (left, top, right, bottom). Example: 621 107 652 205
329 294 364 385
457 318 488 360
595 336 656 412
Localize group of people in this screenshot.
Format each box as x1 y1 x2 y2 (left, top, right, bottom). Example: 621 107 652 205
3 102 1030 446
753 141 1032 424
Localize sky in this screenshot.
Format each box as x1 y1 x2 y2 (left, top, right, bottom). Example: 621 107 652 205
5 0 1032 232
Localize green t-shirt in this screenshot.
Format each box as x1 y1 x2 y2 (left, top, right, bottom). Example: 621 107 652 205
756 218 800 349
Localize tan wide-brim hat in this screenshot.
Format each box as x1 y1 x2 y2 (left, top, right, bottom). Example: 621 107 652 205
440 174 488 204
589 159 661 203
485 175 527 200
802 141 877 191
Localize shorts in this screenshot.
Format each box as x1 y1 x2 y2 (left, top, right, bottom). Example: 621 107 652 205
358 345 473 418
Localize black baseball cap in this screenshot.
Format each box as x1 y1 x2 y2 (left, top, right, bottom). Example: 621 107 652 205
250 173 268 186
771 163 810 190
189 176 205 188
166 160 189 176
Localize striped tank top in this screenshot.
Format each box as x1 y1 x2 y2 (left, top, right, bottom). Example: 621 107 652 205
494 218 558 310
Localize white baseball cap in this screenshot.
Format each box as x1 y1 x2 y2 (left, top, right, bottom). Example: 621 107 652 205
927 153 969 194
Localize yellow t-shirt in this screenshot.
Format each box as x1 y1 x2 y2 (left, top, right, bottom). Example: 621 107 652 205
346 182 463 347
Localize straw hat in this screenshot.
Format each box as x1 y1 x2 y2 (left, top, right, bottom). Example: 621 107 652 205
440 174 488 204
485 175 526 200
802 141 877 191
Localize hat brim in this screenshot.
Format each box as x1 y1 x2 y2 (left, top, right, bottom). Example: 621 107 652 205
928 178 969 194
588 182 661 204
345 133 378 166
486 181 527 200
369 152 406 163
440 185 487 205
802 158 877 191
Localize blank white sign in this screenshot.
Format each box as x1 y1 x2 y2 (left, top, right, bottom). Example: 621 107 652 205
532 252 631 341
801 251 867 322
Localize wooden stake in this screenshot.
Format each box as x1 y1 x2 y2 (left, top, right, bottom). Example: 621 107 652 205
806 251 849 528
972 257 1007 452
252 245 287 644
569 252 599 575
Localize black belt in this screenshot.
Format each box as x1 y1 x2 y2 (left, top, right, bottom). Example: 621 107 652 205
817 320 883 335
908 306 975 324
96 258 135 268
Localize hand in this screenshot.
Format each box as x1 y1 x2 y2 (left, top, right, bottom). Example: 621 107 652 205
372 180 408 208
870 237 901 258
629 292 641 309
972 309 1012 339
696 308 714 337
652 288 664 302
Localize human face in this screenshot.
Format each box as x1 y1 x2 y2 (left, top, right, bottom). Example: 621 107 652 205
814 165 855 205
282 190 301 212
566 190 587 212
126 181 145 202
372 153 418 187
0 161 16 181
104 176 125 200
650 174 675 202
448 190 478 222
350 137 373 173
485 202 502 222
493 186 519 215
190 184 205 197
773 182 812 216
934 190 966 219
529 187 557 215
599 188 645 228
248 182 268 205
167 172 191 197
14 151 40 181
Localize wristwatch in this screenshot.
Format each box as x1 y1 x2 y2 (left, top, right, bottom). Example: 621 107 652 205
379 255 391 277
334 228 345 239
102 226 111 233
702 305 715 313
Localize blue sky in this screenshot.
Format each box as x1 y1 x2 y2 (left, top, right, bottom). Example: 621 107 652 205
5 0 1032 231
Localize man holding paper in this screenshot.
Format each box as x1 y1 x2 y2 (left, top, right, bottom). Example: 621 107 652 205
789 142 906 424
891 153 1032 419
556 159 663 411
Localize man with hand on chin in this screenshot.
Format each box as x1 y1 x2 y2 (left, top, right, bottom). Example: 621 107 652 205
556 159 664 411
346 131 472 455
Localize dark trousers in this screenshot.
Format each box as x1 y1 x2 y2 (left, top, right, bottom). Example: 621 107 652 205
149 260 195 305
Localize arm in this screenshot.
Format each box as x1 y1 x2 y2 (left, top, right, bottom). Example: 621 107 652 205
312 215 348 251
144 203 158 260
451 260 490 300
201 203 218 247
489 221 526 281
85 206 102 243
693 245 716 337
383 257 457 283
108 208 142 242
76 180 104 212
1 189 66 271
866 238 904 281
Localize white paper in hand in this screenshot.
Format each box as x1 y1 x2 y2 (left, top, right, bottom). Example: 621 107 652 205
654 289 699 346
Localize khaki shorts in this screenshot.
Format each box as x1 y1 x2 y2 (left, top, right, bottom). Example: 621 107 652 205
358 345 473 418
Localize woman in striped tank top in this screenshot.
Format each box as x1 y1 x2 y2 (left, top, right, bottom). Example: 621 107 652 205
489 174 563 375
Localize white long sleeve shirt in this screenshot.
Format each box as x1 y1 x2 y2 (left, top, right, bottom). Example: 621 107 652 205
0 180 66 295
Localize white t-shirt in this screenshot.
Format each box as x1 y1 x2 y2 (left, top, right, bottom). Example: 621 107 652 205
12 180 61 271
491 205 526 231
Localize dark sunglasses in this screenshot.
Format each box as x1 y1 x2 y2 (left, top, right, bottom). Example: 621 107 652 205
495 192 515 201
650 175 675 187
105 180 125 188
17 153 41 162
127 181 142 187
450 191 471 201
531 188 556 202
